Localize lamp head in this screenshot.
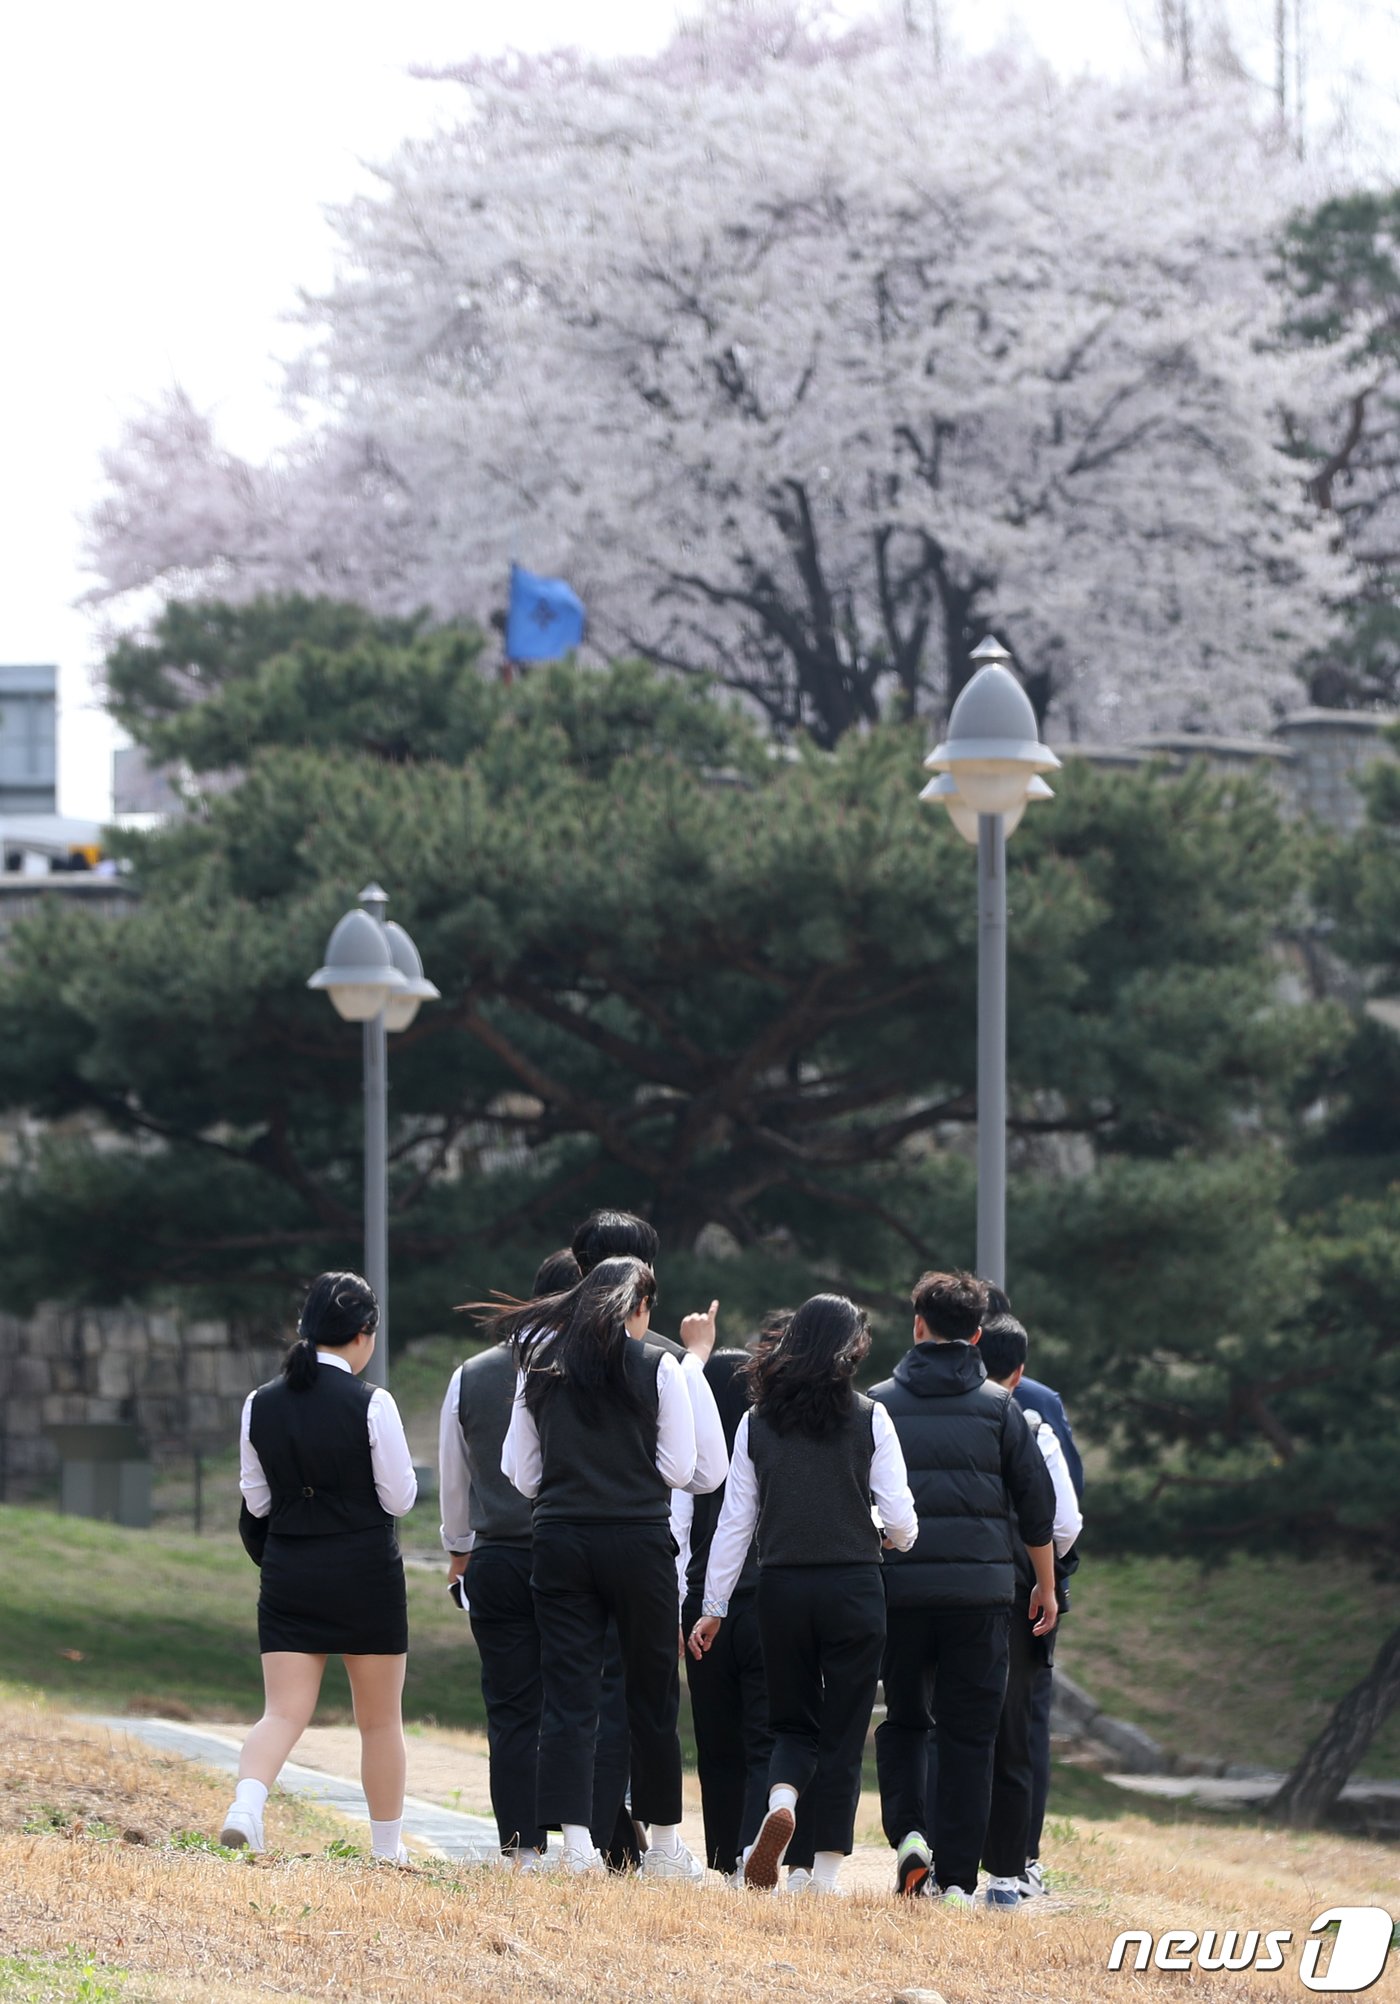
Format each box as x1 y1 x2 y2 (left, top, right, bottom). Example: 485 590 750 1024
308 907 407 1023
924 648 1060 816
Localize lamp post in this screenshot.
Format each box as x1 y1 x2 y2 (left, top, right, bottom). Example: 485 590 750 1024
308 883 439 1387
922 639 1060 1290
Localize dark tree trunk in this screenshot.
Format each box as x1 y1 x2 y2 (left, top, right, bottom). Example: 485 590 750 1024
1267 1620 1400 1827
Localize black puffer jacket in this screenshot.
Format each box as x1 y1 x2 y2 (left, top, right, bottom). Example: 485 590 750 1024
869 1341 1055 1609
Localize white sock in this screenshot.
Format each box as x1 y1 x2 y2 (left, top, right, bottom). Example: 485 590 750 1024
769 1784 799 1816
649 1822 681 1856
562 1822 592 1855
813 1850 843 1891
233 1778 268 1815
369 1817 403 1859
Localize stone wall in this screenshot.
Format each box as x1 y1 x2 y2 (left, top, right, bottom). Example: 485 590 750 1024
0 1303 283 1497
1057 706 1398 834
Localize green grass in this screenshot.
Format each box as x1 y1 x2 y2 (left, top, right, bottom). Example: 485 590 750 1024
0 1506 485 1732
4 1504 1397 1783
0 1950 128 2003
1055 1552 1400 1778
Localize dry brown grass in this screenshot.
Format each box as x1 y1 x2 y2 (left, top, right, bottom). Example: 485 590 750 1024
0 1694 1396 2004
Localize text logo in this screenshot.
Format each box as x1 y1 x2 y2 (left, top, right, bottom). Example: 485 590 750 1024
1108 1908 1395 1992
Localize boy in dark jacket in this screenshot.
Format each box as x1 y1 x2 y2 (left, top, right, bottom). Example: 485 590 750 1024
869 1270 1057 1905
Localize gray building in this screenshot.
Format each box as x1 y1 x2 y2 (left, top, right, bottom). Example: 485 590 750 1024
0 664 57 816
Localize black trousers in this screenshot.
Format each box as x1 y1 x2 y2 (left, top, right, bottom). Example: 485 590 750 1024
591 1622 641 1866
466 1542 545 1852
682 1587 773 1874
876 1603 1009 1896
532 1520 683 1828
757 1564 886 1857
1027 1657 1054 1861
983 1602 1037 1877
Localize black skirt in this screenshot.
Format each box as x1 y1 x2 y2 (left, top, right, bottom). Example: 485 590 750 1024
257 1523 408 1655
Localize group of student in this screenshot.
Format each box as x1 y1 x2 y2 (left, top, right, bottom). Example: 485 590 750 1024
223 1206 1083 1906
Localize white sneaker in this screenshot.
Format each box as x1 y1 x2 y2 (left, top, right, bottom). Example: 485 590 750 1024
219 1805 264 1854
518 1850 549 1875
371 1842 412 1867
725 1866 745 1889
641 1840 705 1883
785 1867 813 1894
559 1845 606 1876
1018 1859 1048 1898
983 1874 1022 1908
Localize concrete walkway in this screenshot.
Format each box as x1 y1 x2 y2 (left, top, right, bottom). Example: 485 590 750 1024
1107 1769 1400 1810
83 1715 501 1863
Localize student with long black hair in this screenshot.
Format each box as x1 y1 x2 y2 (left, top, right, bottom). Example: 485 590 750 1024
568 1207 728 1866
495 1255 722 1880
223 1272 417 1861
689 1295 917 1896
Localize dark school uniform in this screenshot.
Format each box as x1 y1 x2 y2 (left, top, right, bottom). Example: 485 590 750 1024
244 1361 413 1656
702 1393 917 1856
504 1339 704 1829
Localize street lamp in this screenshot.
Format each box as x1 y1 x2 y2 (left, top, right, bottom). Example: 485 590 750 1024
308 883 439 1386
922 638 1060 1289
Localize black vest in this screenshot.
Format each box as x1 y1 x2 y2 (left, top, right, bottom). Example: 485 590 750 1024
248 1366 391 1537
747 1395 880 1569
531 1340 669 1526
458 1345 533 1548
870 1342 1021 1608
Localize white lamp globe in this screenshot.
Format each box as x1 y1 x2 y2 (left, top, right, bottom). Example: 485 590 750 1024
924 642 1060 818
308 908 407 1023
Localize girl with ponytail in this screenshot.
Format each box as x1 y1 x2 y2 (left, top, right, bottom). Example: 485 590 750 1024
221 1271 417 1863
489 1256 719 1881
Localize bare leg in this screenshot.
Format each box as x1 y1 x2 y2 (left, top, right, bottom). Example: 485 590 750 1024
238 1652 326 1786
345 1653 407 1821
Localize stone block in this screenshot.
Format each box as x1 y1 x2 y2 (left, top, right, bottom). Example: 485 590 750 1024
1048 1670 1101 1735
4 1396 43 1439
185 1320 227 1349
96 1352 137 1402
1090 1714 1169 1774
185 1353 218 1394
41 1393 89 1425
139 1357 183 1396
213 1346 260 1394
10 1356 51 1396
49 1359 82 1394
148 1314 181 1352
187 1395 225 1434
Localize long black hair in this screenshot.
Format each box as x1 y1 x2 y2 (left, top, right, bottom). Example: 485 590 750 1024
744 1292 870 1438
283 1271 380 1392
477 1255 657 1425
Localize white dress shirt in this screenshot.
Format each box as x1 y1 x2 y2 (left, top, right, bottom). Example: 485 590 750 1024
1028 1410 1083 1558
502 1347 709 1499
438 1364 476 1554
701 1404 919 1617
670 1488 695 1601
239 1351 418 1520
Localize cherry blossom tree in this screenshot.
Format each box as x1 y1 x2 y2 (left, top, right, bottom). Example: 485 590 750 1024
88 6 1358 744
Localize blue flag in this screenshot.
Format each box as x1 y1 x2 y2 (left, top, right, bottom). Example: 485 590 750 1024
505 563 586 662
